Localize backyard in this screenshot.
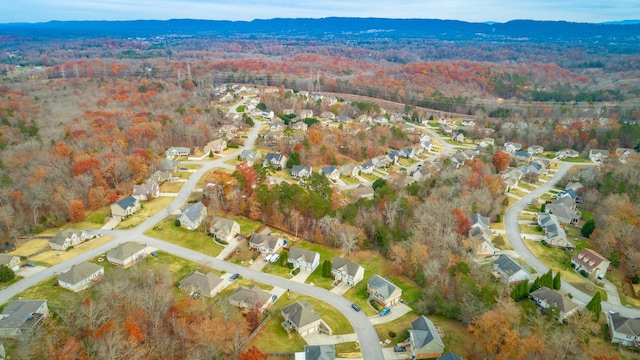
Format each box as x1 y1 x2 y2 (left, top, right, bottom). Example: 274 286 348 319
116 197 173 229
144 217 223 257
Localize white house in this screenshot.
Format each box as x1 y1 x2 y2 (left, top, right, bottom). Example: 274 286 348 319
319 165 340 182
107 242 148 267
165 147 190 158
110 196 141 220
288 247 320 272
291 165 313 179
0 300 49 338
209 217 240 242
178 201 207 230
608 312 640 347
331 257 364 286
49 229 89 251
249 233 285 256
493 254 531 283
57 262 104 292
0 254 20 271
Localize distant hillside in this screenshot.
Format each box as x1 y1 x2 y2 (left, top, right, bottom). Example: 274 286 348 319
1 18 639 42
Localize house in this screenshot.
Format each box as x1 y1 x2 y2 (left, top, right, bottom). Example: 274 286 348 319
49 229 89 251
106 242 147 267
557 188 580 202
228 285 274 313
399 147 416 158
110 196 141 220
0 300 48 338
616 147 638 163
291 122 308 131
298 345 336 360
529 286 579 321
464 236 498 258
537 213 574 249
219 93 234 103
502 168 524 192
283 108 295 115
493 254 531 283
421 140 433 152
336 115 351 123
546 197 581 224
178 201 207 230
372 155 392 169
249 233 285 256
571 248 610 280
149 170 171 184
504 142 522 153
158 158 179 173
291 165 313 180
179 270 224 298
331 257 364 286
480 138 495 147
556 148 579 159
239 150 262 165
578 167 596 182
209 217 240 242
320 111 336 120
299 109 314 119
0 244 16 254
165 146 190 158
220 124 239 134
263 153 287 170
470 213 490 230
132 181 159 201
204 139 227 154
288 247 320 272
438 353 463 360
607 312 640 347
339 164 358 178
565 182 584 193
452 131 465 143
515 150 532 163
360 161 375 174
589 149 609 163
367 274 402 307
461 119 475 126
351 184 375 201
0 254 20 272
527 145 544 155
281 300 332 336
319 166 340 182
409 315 445 359
57 262 104 292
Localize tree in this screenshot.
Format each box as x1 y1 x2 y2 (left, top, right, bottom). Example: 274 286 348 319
451 207 471 237
238 346 268 360
581 219 596 238
586 292 602 321
0 265 15 283
280 250 288 267
68 200 85 223
322 260 332 278
372 178 386 191
510 281 530 301
286 152 300 168
492 151 511 172
236 162 258 193
553 272 561 290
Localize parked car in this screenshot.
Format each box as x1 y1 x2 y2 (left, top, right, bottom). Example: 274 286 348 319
351 303 361 312
270 254 280 263
229 273 240 281
379 307 391 316
393 346 407 352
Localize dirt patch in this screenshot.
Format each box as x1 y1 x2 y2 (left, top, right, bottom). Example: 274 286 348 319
29 236 114 266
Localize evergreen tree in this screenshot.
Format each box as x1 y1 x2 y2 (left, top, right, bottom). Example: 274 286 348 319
510 281 530 301
530 276 542 293
322 260 332 278
581 219 596 238
0 265 15 283
586 292 602 321
541 269 553 288
553 272 561 290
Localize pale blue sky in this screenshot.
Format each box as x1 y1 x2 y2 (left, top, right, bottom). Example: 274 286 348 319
1 0 638 23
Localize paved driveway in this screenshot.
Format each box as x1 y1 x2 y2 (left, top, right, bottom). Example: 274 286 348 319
368 303 412 325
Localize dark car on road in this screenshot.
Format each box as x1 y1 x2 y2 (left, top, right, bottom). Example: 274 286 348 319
230 273 240 281
351 303 361 312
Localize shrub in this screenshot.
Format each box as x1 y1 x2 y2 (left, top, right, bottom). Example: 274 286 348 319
291 268 300 275
388 331 396 338
174 219 181 227
287 262 294 269
0 265 15 283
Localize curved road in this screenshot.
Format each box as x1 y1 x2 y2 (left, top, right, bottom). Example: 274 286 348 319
0 115 386 360
505 162 640 318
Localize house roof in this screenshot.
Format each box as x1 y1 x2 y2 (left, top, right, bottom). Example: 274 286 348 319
58 262 103 285
468 227 492 242
368 274 400 299
332 257 363 277
159 158 179 171
180 201 206 222
250 233 282 251
320 165 338 175
494 254 530 277
265 153 285 162
281 300 321 328
229 286 272 308
289 247 319 264
438 352 462 360
114 196 137 211
107 242 146 261
0 300 47 330
610 312 640 338
132 182 158 196
361 161 374 169
291 165 312 174
49 229 83 246
530 286 577 313
515 150 531 158
240 150 261 161
210 217 238 237
304 345 336 360
410 315 444 349
179 271 223 295
470 213 490 229
0 254 17 267
573 248 608 271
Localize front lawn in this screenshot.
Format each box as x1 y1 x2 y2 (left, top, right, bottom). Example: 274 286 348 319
519 224 543 235
29 236 115 266
360 173 380 182
144 217 223 257
117 197 173 229
374 312 414 346
10 276 72 312
160 181 183 193
340 176 360 185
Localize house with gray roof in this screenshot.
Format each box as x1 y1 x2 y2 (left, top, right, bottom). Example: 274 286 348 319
300 345 336 360
178 201 207 230
239 150 262 166
110 196 141 220
556 148 579 159
589 149 609 163
291 165 313 179
107 242 148 267
249 233 285 256
515 150 532 163
48 229 89 251
0 300 48 338
367 274 402 307
159 158 179 172
0 254 20 272
537 213 574 249
165 146 190 158
339 163 358 178
409 315 445 359
470 213 490 230
438 353 462 360
527 145 544 155
578 167 596 182
281 300 331 336
608 312 640 347
319 165 340 182
288 247 320 272
179 270 224 298
149 170 171 184
132 181 159 201
331 257 364 286
546 197 580 224
504 142 522 153
360 161 375 174
530 286 579 321
209 217 240 242
493 254 531 283
263 153 287 170
58 262 104 292
228 285 274 313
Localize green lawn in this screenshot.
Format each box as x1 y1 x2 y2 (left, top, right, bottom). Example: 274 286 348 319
116 197 173 230
374 312 414 345
182 164 203 170
518 182 536 191
160 181 183 193
397 158 416 167
340 176 360 185
562 157 591 163
261 261 294 279
509 189 528 198
335 342 361 357
360 173 380 182
233 216 263 236
144 217 223 257
519 224 543 235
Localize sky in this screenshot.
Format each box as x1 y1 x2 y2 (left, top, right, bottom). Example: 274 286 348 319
1 0 639 24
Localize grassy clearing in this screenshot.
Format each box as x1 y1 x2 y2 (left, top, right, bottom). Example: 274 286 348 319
225 240 258 266
375 312 414 346
160 182 183 193
116 197 173 229
518 182 536 191
562 157 591 163
261 261 293 279
233 216 263 236
61 208 112 230
397 158 416 167
29 236 115 266
510 189 528 198
144 217 223 257
519 224 543 235
12 239 49 257
182 164 203 170
10 276 75 312
335 342 361 357
360 173 380 182
340 176 360 185
294 241 344 265
608 268 640 308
